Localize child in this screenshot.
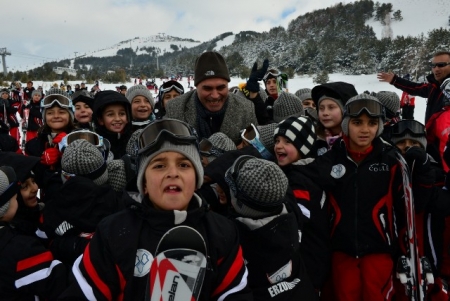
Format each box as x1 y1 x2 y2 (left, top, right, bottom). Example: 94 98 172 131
125 84 156 131
154 80 184 119
311 82 358 155
23 89 44 142
93 90 132 159
297 94 406 300
225 155 318 300
0 166 67 299
72 90 94 130
273 116 330 294
8 82 23 145
59 118 251 300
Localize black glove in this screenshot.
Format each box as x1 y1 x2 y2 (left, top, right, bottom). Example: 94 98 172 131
404 146 430 171
443 133 450 167
246 59 269 92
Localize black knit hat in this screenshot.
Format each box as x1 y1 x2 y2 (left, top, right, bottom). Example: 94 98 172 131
72 90 94 109
225 156 288 218
274 116 317 158
311 82 358 109
0 166 18 218
194 52 230 86
93 90 131 127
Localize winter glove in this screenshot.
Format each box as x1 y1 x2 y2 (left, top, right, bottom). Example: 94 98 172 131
443 133 450 168
52 132 67 144
404 146 430 172
246 59 269 92
40 147 61 166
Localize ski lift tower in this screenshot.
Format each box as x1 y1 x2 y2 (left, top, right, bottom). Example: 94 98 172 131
0 48 11 76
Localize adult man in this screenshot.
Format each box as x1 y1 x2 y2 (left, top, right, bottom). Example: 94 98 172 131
165 51 257 142
377 51 450 124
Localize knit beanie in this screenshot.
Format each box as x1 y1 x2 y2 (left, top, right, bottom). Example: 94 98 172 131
125 84 155 109
41 88 74 124
341 94 384 137
311 82 358 110
274 116 317 158
273 92 304 123
0 166 18 218
294 88 312 102
256 123 278 151
61 140 109 186
72 90 94 109
391 133 427 149
208 132 236 152
93 90 131 126
375 91 400 118
194 51 230 86
31 89 42 98
225 156 288 218
136 140 204 196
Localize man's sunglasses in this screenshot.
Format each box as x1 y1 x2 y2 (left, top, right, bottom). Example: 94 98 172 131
430 62 450 68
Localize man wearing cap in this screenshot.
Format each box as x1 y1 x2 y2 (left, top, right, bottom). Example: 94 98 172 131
165 51 258 142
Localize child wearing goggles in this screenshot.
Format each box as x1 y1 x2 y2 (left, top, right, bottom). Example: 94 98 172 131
154 80 184 119
61 119 252 300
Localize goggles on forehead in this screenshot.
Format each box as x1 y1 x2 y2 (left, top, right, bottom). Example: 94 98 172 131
199 138 225 157
161 84 184 95
241 124 274 160
391 120 426 136
137 119 198 156
41 94 72 109
344 98 385 118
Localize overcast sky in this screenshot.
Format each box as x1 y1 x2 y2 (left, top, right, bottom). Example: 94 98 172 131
2 0 448 72
2 0 344 71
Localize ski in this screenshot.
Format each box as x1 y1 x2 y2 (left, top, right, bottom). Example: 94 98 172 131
146 225 207 301
21 107 29 151
396 153 434 300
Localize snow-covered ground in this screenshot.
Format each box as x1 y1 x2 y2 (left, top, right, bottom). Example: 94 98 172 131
34 72 427 124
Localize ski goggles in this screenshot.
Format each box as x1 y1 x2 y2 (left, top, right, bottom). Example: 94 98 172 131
58 130 104 152
344 98 385 118
391 120 426 136
262 71 289 82
137 119 197 156
241 124 274 160
160 83 184 95
41 94 72 109
199 138 225 157
430 62 450 68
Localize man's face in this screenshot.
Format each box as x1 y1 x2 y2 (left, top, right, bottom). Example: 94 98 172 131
431 54 450 83
196 78 228 112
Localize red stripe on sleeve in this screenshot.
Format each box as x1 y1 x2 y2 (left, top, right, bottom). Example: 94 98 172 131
17 251 53 272
293 189 310 201
212 246 244 297
83 245 112 300
115 264 126 301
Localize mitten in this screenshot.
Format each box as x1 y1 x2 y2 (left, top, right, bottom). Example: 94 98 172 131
52 132 67 144
40 147 61 166
404 146 429 171
246 59 269 92
443 133 450 167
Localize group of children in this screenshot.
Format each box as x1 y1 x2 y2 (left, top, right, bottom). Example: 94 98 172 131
1 69 450 300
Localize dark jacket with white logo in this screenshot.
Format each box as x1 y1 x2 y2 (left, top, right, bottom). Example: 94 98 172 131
59 193 252 301
296 137 405 258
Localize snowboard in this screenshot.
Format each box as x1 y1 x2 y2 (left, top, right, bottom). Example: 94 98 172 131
396 153 434 300
146 225 207 301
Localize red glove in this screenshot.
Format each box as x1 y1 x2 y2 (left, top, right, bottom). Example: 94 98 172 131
40 147 61 166
52 132 67 144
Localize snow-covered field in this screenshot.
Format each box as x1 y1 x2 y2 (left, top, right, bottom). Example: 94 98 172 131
34 72 427 123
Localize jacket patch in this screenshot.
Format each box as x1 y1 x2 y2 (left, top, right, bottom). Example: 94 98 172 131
267 260 292 284
331 164 346 179
267 278 300 297
369 163 389 172
134 249 153 277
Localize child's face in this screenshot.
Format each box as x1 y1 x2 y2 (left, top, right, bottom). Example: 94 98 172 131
162 90 181 108
32 94 41 103
98 103 128 133
302 99 316 109
74 102 93 124
131 96 152 120
348 113 379 152
1 93 8 99
265 78 278 95
143 151 196 211
45 106 71 133
0 195 18 222
20 178 39 208
319 99 343 135
395 139 422 155
274 136 301 166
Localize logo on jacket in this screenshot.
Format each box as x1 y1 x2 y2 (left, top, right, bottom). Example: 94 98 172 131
331 164 346 179
134 249 154 277
267 260 293 284
267 278 301 297
369 163 389 172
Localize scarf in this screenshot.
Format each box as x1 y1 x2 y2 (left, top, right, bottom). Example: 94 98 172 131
195 94 228 139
